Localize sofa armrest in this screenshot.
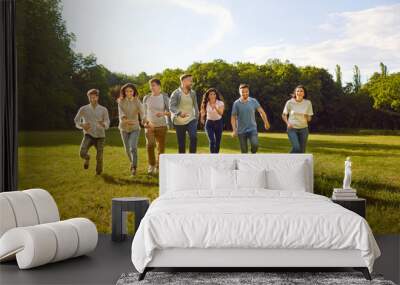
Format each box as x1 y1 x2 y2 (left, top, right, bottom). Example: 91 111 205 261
0 218 98 269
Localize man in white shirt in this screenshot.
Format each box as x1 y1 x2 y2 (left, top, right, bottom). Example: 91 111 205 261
74 89 110 175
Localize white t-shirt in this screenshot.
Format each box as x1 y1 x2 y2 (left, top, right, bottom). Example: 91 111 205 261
206 100 224 121
282 98 314 129
146 95 166 127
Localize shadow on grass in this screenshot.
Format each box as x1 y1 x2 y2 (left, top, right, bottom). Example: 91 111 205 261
308 139 400 151
19 130 400 155
315 174 400 208
309 147 400 158
100 173 158 187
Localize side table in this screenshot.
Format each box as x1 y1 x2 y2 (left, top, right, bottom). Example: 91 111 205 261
111 197 150 242
331 198 366 218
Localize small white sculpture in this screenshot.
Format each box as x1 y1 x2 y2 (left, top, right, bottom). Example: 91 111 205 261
343 157 352 190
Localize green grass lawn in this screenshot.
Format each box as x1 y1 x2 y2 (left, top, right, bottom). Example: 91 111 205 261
18 129 400 234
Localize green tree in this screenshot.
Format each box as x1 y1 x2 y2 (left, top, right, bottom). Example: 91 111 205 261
353 65 361 93
17 0 77 129
16 1 399 131
71 53 118 124
380 62 388 77
335 64 342 88
364 73 400 113
188 60 240 128
299 66 340 130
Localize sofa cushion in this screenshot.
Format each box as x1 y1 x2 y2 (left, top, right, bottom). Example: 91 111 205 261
0 189 97 269
0 191 39 227
0 225 57 269
0 218 97 269
0 196 17 237
24 189 59 224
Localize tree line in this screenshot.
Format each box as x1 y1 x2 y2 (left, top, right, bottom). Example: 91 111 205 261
16 0 400 131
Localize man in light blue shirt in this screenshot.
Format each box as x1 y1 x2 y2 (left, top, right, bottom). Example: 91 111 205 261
231 84 270 153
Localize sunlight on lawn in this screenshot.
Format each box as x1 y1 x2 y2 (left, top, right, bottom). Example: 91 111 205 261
18 129 400 234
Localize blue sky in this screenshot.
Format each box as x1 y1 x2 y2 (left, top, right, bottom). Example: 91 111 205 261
62 0 400 83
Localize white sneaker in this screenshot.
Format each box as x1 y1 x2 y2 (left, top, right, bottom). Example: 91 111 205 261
152 167 158 175
147 165 154 174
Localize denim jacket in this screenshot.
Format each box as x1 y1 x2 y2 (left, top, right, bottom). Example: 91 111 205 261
169 87 199 124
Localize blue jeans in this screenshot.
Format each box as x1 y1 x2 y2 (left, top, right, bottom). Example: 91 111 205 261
238 130 258 153
174 119 198 153
287 127 309 153
205 119 223 153
120 129 140 167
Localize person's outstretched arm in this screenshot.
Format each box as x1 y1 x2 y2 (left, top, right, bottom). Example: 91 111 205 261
74 108 83 129
169 90 181 117
231 115 238 137
200 105 206 125
163 94 171 116
231 101 238 137
215 102 224 116
138 99 145 123
142 95 148 125
192 92 199 120
282 113 294 129
257 106 270 130
103 108 110 130
304 101 314 122
282 101 292 129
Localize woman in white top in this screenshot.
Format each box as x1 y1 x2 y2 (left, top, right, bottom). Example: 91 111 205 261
200 88 225 153
281 85 314 153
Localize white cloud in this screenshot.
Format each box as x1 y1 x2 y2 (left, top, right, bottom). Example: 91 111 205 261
167 0 233 54
243 4 400 83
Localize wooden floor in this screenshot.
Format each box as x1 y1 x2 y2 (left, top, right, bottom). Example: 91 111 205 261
0 234 398 285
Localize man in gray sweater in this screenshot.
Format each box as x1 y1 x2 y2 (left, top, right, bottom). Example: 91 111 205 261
142 78 171 174
74 89 110 175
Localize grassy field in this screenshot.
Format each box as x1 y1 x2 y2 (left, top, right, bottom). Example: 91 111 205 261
18 129 400 234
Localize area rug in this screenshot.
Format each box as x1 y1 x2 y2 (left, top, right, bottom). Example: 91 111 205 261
116 271 396 285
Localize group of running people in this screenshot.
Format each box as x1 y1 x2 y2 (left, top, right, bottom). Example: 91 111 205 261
74 74 313 175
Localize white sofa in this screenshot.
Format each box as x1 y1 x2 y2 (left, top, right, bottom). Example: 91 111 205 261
0 189 98 269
